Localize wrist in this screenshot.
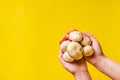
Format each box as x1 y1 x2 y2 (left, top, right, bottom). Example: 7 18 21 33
73 71 91 80
89 54 105 65
93 55 106 72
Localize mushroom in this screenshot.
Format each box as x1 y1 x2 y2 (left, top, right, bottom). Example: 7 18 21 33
63 52 74 62
69 31 83 42
74 53 83 60
81 36 91 46
83 45 94 56
60 40 71 52
60 30 95 62
67 42 83 60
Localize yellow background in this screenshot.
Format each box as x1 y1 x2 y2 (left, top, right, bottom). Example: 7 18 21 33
0 0 120 80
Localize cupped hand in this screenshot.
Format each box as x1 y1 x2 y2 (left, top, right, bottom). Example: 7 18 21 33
82 32 105 65
58 51 88 74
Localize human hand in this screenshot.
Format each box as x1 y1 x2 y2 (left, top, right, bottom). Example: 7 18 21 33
82 32 105 65
58 51 91 80
83 32 120 80
58 51 88 74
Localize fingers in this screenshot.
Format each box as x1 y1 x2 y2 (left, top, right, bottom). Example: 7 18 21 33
61 30 98 44
58 50 66 64
74 58 85 64
59 35 69 44
83 31 103 55
83 31 99 44
60 29 78 44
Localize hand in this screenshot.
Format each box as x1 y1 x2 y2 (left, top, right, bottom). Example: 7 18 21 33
83 32 120 80
58 51 91 80
82 32 105 65
58 51 88 74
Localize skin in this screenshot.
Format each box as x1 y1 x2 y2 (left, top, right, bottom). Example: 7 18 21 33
83 32 120 80
59 30 91 80
59 30 120 80
58 51 92 80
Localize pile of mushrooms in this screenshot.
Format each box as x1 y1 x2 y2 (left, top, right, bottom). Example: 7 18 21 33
60 31 94 62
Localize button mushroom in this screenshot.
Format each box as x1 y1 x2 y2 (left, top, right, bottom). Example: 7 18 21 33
63 52 74 62
81 36 91 46
67 42 83 60
60 40 71 52
69 31 83 42
83 45 94 56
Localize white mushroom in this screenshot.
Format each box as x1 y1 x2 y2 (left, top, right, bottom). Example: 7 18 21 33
67 42 83 60
83 45 94 56
60 40 71 52
69 31 83 42
74 53 83 60
81 36 91 46
63 52 74 62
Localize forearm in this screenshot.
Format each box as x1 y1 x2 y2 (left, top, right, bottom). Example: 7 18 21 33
74 71 91 80
94 55 120 80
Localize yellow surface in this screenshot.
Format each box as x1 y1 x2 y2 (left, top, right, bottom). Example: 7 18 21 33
0 0 120 80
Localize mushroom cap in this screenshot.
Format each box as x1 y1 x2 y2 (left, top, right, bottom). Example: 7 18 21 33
74 53 83 60
60 40 71 52
67 42 83 59
69 31 83 42
81 36 91 46
63 52 74 62
83 45 94 56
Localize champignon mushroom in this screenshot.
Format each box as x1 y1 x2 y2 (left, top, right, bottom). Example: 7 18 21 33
83 45 94 56
63 52 74 62
81 36 91 46
67 42 83 59
69 31 83 42
60 40 71 52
